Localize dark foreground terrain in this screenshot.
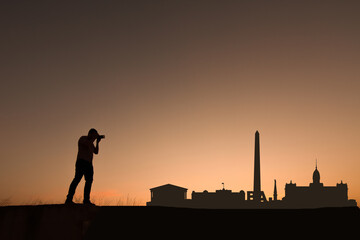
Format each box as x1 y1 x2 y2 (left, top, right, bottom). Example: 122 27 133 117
1 205 359 239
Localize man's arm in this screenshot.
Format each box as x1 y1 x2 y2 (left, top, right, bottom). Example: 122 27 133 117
94 139 100 154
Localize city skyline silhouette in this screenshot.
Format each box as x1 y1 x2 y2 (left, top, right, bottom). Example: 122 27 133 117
147 131 357 208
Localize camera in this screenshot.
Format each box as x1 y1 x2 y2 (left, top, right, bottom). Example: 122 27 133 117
98 135 105 140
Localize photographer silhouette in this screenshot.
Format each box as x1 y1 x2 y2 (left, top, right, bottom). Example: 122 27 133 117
65 128 104 205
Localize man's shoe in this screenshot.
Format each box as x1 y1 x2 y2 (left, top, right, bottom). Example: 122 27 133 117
65 199 75 205
83 200 96 206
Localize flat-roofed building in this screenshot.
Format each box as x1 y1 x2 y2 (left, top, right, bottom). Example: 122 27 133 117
147 184 189 207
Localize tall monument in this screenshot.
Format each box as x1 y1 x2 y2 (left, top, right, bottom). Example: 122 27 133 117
273 179 277 201
253 131 261 202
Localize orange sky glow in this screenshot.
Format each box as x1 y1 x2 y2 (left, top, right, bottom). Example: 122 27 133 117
0 1 359 206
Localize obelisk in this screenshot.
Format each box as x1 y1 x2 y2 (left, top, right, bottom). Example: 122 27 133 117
273 179 277 201
253 131 261 202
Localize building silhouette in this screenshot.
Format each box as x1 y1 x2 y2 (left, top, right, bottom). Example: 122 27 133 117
191 186 246 209
147 131 357 209
148 184 189 207
282 163 357 208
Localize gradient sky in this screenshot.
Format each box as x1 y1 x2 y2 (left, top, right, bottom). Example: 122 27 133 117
1 1 360 205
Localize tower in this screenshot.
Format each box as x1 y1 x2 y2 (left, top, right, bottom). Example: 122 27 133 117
273 179 277 201
253 131 261 202
247 130 267 203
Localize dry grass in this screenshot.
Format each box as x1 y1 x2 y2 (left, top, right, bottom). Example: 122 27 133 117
0 193 145 206
115 195 141 206
92 194 143 206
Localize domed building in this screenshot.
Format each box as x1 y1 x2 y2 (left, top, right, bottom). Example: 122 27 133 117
282 163 357 208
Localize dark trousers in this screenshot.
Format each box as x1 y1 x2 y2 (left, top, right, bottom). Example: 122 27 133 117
66 159 94 201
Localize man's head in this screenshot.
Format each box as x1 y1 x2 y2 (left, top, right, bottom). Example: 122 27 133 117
88 128 99 141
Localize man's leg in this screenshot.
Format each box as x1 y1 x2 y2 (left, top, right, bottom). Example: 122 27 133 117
83 163 94 203
66 161 84 202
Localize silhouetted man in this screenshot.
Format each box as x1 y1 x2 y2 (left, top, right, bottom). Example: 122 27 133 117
65 128 103 205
